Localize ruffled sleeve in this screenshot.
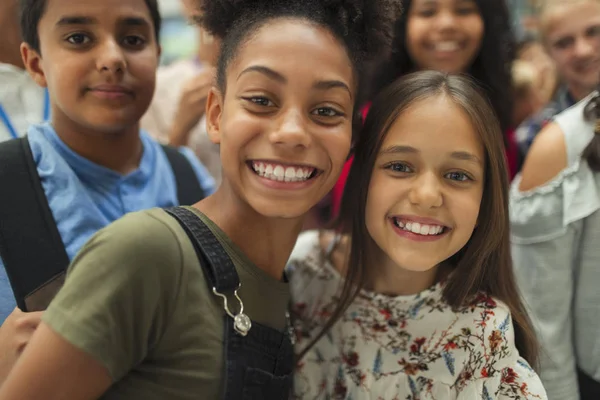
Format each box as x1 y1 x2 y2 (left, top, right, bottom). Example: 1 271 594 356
509 162 600 400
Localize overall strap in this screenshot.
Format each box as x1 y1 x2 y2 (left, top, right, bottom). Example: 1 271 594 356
164 207 239 292
160 145 205 206
0 137 68 311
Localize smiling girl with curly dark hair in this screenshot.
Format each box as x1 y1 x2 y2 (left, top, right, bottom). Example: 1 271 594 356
0 0 398 398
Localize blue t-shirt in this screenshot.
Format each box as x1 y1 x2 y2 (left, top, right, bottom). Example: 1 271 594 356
0 123 216 321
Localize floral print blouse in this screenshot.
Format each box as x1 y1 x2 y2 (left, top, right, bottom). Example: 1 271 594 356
288 231 547 399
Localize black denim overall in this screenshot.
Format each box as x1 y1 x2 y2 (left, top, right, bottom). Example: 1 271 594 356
166 207 294 400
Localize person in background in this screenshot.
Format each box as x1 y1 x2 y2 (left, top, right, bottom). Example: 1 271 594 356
512 60 545 127
516 0 600 159
511 80 600 398
516 34 558 107
330 0 518 221
141 0 222 184
0 0 49 142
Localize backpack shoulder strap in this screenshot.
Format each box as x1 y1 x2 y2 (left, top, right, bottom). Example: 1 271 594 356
0 137 68 311
160 145 205 206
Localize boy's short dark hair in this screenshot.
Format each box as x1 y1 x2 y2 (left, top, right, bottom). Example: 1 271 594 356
20 0 161 54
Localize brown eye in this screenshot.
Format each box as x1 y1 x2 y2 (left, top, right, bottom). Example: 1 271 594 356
122 35 146 48
66 33 90 45
311 107 341 117
243 96 274 107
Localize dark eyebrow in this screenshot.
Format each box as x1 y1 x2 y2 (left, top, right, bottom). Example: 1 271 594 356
56 16 97 26
119 17 151 29
238 66 286 83
313 80 352 100
56 16 150 29
239 65 352 98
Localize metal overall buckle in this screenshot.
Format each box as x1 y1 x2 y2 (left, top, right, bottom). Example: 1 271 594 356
212 284 252 336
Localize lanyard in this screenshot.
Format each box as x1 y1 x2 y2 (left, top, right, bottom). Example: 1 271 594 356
0 88 50 139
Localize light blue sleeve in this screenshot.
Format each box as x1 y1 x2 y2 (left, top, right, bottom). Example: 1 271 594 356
177 146 216 196
0 257 18 323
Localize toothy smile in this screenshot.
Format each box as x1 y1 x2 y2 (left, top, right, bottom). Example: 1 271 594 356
250 161 319 183
392 217 448 236
434 41 461 52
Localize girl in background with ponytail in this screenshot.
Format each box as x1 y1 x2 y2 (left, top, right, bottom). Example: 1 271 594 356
511 84 600 399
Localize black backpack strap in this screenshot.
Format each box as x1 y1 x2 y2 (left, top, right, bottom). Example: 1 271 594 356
164 207 240 293
160 145 205 206
0 137 69 312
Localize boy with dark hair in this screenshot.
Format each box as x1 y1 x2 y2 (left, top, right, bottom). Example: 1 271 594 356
0 0 215 381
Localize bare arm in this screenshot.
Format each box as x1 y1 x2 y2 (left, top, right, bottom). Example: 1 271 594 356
0 322 111 400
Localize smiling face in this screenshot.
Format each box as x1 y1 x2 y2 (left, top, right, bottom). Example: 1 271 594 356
406 0 484 74
365 94 484 273
541 0 600 100
22 0 159 135
206 19 355 219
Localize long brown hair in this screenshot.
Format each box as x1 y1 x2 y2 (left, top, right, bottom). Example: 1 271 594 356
298 71 539 367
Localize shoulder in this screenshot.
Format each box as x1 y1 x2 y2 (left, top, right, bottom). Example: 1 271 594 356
287 230 340 304
461 295 517 365
518 122 567 192
288 230 323 263
68 209 187 279
493 359 548 399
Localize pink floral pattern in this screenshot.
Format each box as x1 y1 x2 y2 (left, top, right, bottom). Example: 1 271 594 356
288 231 547 399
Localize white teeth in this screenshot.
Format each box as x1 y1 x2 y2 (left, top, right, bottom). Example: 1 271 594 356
436 42 459 51
273 165 284 178
285 167 296 179
394 218 445 236
251 162 316 183
411 223 421 234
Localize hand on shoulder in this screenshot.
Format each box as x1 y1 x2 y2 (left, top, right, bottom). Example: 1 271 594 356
518 122 567 192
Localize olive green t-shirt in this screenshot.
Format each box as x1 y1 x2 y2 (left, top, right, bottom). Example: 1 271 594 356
43 207 290 399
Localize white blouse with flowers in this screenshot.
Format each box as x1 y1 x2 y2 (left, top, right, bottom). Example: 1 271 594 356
288 231 547 399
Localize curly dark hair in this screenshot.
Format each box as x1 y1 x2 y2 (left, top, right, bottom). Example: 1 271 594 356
200 0 400 93
371 0 516 134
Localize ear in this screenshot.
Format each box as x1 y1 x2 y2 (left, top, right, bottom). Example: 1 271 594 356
205 87 223 145
157 44 162 59
21 43 47 88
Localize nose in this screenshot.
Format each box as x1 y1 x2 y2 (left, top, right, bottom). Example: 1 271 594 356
436 10 458 31
96 39 126 74
408 172 443 209
574 36 595 59
269 108 311 149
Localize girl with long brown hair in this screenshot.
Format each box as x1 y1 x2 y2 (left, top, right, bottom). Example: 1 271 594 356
289 71 546 399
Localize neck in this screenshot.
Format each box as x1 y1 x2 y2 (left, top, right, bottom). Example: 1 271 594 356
567 82 595 103
366 240 440 296
195 183 305 281
52 112 143 174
